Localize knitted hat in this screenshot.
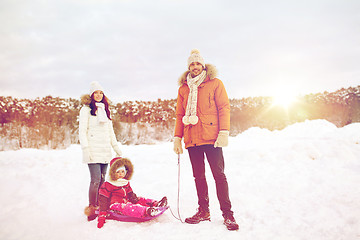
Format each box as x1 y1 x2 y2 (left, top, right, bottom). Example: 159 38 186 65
110 157 121 167
116 166 127 174
187 49 205 69
90 81 104 96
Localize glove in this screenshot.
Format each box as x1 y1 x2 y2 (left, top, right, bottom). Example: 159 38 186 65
127 192 139 204
214 130 229 148
173 137 183 154
97 211 107 228
113 145 122 157
82 147 92 162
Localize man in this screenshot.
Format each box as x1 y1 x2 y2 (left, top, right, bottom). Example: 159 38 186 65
173 49 239 231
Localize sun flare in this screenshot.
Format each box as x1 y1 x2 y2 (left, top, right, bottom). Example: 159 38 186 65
271 93 297 108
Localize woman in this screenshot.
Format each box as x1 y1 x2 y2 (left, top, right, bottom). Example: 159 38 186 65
79 81 122 221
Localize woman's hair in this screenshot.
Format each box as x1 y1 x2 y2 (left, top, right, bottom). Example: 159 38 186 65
89 93 111 120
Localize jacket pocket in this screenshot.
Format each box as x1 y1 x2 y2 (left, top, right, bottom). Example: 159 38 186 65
200 114 219 141
183 125 191 145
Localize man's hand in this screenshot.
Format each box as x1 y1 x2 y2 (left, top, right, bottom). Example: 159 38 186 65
173 137 183 154
214 130 229 148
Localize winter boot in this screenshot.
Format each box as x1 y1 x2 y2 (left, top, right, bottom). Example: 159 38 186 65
155 197 168 207
84 205 99 222
147 207 161 217
185 208 210 224
223 214 239 231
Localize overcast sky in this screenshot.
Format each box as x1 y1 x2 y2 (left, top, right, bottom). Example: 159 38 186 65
0 0 359 103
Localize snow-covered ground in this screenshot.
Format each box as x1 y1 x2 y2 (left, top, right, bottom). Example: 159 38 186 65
0 119 359 240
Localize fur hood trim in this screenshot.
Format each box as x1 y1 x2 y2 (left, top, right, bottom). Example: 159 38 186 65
81 94 92 105
109 157 134 181
178 64 218 86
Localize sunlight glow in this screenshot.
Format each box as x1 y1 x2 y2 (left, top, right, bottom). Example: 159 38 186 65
271 92 297 108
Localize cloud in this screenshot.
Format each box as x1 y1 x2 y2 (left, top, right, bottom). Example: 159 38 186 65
0 0 359 102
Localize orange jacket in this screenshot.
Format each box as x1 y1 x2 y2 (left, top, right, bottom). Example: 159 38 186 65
174 64 230 149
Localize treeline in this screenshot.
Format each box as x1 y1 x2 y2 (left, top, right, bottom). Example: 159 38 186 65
0 96 80 150
230 86 360 135
0 85 359 150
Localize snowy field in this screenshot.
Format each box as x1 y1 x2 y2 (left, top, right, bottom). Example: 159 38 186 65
0 119 360 240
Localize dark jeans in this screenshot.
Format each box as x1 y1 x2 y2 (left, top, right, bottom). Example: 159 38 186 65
188 144 233 217
88 163 108 206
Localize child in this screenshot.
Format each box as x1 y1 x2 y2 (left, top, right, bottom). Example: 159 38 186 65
96 157 167 228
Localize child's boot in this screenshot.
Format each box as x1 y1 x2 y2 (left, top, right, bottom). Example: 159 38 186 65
147 207 161 217
156 196 168 207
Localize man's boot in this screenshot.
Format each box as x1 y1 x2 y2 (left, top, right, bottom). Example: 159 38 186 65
223 214 239 231
185 207 210 224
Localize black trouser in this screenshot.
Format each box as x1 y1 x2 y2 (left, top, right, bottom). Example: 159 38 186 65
188 144 233 217
88 163 108 206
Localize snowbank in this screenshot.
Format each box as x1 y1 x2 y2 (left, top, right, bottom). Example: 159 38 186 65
0 120 359 240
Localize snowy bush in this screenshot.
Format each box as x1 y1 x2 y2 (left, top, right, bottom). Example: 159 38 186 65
0 85 359 150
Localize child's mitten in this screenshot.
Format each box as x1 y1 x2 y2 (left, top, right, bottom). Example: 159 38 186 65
127 192 139 204
97 211 107 228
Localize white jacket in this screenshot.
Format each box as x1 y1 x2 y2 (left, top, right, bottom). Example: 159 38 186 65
79 105 122 164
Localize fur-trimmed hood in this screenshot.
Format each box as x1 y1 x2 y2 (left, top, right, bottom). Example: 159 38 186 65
178 64 218 86
80 94 92 106
108 157 134 181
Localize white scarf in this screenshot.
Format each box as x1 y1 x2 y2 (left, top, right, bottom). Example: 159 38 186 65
95 102 108 123
182 70 207 125
106 175 129 187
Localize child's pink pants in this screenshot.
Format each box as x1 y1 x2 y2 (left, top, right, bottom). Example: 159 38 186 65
110 197 156 218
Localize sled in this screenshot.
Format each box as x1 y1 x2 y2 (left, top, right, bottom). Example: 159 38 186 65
97 206 169 223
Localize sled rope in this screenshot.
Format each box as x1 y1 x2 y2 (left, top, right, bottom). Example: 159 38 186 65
169 154 184 223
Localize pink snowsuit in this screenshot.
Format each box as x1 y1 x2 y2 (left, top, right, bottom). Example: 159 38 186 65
99 181 156 218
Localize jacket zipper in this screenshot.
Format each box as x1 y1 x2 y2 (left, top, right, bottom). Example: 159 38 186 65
209 93 212 108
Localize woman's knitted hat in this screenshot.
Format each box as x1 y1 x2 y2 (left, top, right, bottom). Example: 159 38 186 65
187 49 205 69
90 81 104 96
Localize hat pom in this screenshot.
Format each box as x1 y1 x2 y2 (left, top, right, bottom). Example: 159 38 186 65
190 49 200 55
